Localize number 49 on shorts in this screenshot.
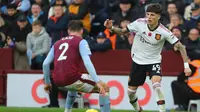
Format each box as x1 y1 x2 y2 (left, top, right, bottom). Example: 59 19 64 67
152 64 161 74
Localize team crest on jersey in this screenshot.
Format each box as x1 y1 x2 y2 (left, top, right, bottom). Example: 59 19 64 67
155 34 161 40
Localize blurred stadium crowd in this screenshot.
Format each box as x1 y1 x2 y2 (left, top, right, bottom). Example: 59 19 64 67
0 0 199 70
0 0 199 111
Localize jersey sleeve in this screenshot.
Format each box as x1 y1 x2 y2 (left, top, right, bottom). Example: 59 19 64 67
79 39 92 56
126 19 139 32
165 32 179 44
43 46 54 84
79 40 100 82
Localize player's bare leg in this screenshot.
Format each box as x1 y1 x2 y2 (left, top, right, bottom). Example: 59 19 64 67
64 91 78 112
91 82 110 112
151 76 166 112
128 86 142 112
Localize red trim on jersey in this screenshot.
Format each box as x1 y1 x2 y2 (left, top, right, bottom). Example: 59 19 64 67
159 24 170 33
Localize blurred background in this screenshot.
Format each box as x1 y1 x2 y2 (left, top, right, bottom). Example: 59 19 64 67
0 0 200 111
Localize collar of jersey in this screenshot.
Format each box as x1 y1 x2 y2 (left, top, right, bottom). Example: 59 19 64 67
147 22 160 31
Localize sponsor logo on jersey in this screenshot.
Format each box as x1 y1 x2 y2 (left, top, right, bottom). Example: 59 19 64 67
155 34 161 40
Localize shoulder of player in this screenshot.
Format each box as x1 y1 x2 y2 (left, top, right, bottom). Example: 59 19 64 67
158 24 171 34
135 18 147 23
53 40 62 47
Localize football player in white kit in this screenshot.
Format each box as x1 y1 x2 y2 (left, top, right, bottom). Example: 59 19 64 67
104 3 192 112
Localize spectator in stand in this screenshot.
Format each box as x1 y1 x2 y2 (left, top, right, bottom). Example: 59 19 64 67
0 32 6 48
31 0 50 15
7 14 32 70
166 13 187 36
111 0 138 27
115 19 131 50
107 0 120 16
184 0 200 20
197 19 200 31
88 0 109 36
26 20 50 70
86 32 112 52
169 0 187 16
183 28 200 60
16 0 31 13
46 5 68 45
171 60 200 111
67 0 91 32
1 0 31 14
27 3 48 26
2 4 21 28
48 0 67 18
164 26 184 50
103 20 133 50
161 2 178 25
184 3 200 33
104 27 117 50
0 15 7 48
167 14 183 30
0 14 6 33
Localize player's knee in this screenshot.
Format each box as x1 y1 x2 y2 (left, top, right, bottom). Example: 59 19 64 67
152 82 161 90
151 75 162 83
128 86 137 95
128 86 138 91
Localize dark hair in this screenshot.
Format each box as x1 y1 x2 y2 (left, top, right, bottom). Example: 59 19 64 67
32 3 41 8
54 4 63 8
146 3 162 14
32 20 42 26
171 26 183 34
68 20 84 32
7 4 17 9
167 1 176 6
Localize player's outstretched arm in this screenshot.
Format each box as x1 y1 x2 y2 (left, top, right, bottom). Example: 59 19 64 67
173 41 192 76
43 47 54 85
104 19 128 35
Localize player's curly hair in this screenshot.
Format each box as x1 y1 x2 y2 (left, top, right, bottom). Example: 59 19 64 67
146 3 162 14
68 20 84 32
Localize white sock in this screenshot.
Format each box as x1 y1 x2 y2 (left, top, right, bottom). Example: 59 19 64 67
128 88 140 112
64 108 72 112
152 82 166 112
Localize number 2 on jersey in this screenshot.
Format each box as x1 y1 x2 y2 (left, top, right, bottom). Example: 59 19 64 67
58 43 69 61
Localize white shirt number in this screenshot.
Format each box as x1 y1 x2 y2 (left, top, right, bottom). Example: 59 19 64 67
57 43 69 61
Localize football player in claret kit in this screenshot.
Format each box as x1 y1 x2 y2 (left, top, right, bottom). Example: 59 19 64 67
104 3 191 112
43 20 110 112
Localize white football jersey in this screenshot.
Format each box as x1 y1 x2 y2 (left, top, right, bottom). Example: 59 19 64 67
127 18 179 65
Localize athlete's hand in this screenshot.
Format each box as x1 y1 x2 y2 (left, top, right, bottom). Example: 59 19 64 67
184 68 192 76
104 19 113 29
97 81 106 95
44 84 52 94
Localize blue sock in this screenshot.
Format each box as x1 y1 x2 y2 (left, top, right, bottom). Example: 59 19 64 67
99 93 110 112
65 91 78 109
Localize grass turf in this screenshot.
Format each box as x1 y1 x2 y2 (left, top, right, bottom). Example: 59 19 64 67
0 107 156 112
0 107 188 112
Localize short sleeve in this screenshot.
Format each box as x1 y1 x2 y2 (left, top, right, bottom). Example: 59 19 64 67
126 20 139 32
166 32 179 44
79 39 92 56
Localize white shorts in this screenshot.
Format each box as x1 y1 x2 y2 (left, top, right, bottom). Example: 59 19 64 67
59 74 96 93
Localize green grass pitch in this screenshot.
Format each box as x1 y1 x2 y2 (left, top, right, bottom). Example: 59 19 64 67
0 107 186 112
0 107 156 112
